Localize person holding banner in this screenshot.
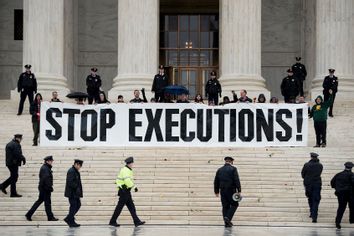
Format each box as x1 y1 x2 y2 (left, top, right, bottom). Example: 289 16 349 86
214 156 241 227
309 89 333 147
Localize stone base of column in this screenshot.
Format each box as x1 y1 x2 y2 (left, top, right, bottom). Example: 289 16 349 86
108 74 154 102
219 74 271 101
311 75 354 101
11 73 70 101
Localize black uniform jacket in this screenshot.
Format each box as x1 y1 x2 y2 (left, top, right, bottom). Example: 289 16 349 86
214 163 241 194
331 170 354 195
301 158 323 186
39 163 53 192
65 166 83 199
5 139 25 167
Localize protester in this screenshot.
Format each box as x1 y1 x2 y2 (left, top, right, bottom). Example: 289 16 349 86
50 91 62 102
30 93 42 146
323 69 338 117
176 93 189 103
117 95 125 103
238 89 252 103
17 64 37 115
194 94 204 104
152 65 168 102
297 96 306 104
270 97 279 104
96 91 110 104
86 67 102 104
257 94 266 103
219 96 231 105
130 90 146 103
205 71 222 106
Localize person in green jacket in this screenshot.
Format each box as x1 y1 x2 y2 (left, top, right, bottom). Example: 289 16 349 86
109 157 145 227
309 89 333 147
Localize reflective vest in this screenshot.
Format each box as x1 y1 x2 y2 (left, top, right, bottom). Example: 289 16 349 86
116 166 135 189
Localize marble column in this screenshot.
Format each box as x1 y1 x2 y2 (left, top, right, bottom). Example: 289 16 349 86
311 0 354 100
219 0 269 99
109 0 159 101
12 0 71 100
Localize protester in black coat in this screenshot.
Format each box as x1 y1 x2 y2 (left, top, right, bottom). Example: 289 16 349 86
331 162 354 229
323 69 338 117
214 157 241 227
152 65 169 102
17 64 37 115
281 69 299 103
64 160 84 227
0 134 26 197
301 152 323 223
26 156 58 221
30 93 42 146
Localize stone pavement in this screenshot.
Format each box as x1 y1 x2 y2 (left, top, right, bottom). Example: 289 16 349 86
1 226 354 236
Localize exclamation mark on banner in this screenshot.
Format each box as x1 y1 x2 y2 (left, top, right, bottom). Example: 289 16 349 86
296 109 303 141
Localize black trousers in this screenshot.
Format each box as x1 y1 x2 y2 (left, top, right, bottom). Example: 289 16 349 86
66 198 81 223
314 121 327 146
305 184 321 220
154 91 164 102
298 79 305 97
324 92 336 116
26 190 54 220
284 96 296 103
110 189 141 224
335 191 354 224
32 121 40 145
18 89 34 114
1 166 19 195
220 188 239 223
87 91 99 104
208 94 219 106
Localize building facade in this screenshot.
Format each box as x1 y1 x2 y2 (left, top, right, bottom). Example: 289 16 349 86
0 0 353 101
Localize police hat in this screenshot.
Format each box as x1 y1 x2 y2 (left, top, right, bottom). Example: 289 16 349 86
224 156 234 162
159 65 164 69
14 134 23 139
310 152 319 158
329 68 335 73
74 159 84 166
91 67 98 72
210 71 217 76
344 162 354 169
295 57 301 61
44 156 54 161
24 64 31 69
287 68 293 73
125 157 134 164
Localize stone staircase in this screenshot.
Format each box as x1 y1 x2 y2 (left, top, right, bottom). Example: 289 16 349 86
0 100 354 227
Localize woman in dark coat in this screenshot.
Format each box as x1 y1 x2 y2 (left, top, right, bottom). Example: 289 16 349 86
30 93 42 146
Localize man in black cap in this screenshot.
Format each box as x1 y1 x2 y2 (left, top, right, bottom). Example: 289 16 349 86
0 134 26 197
281 68 300 103
86 67 102 104
109 157 145 227
152 65 169 102
331 162 354 229
214 156 241 227
301 152 323 223
25 156 58 221
205 71 222 106
64 159 84 227
17 64 37 115
291 57 307 97
323 69 338 117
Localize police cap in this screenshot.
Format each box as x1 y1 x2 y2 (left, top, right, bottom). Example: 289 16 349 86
24 64 31 69
310 152 319 158
224 156 234 162
91 67 98 72
125 157 134 164
329 68 335 73
210 71 217 76
344 162 354 169
14 134 23 139
295 57 301 61
287 68 293 73
74 159 84 166
44 156 54 161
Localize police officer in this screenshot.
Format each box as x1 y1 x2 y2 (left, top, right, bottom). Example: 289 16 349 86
301 152 323 223
86 67 102 104
331 162 354 229
214 156 241 227
323 69 338 117
109 157 145 227
17 64 37 115
25 156 58 221
281 68 300 103
64 159 83 227
205 71 222 105
0 134 26 197
152 65 169 102
291 57 307 97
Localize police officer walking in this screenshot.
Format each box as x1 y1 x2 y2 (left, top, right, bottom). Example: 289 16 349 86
25 156 58 221
0 134 26 197
109 157 145 227
301 152 323 223
214 156 241 227
323 69 338 117
17 64 37 115
281 68 299 103
205 71 222 105
152 65 168 102
64 159 84 227
331 162 354 229
291 57 307 97
86 67 102 104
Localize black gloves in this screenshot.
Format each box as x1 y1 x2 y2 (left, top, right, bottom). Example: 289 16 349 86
22 158 26 165
134 187 138 193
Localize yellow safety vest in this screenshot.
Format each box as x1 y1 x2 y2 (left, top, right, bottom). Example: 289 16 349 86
116 166 135 189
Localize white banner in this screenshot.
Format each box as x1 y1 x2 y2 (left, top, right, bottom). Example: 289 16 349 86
40 102 308 147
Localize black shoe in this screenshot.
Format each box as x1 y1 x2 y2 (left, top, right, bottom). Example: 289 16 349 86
25 214 32 221
17 113 22 116
109 222 120 227
224 217 233 227
313 145 320 148
32 143 38 146
63 217 71 226
329 114 334 117
224 224 232 228
70 223 80 228
48 217 59 221
10 193 22 198
321 143 326 148
336 223 341 229
312 219 317 223
135 221 145 227
0 185 7 195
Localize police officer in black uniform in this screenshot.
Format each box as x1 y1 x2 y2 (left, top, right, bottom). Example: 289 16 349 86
25 156 58 221
205 71 222 105
291 57 307 97
152 65 168 102
331 162 354 229
214 156 241 227
323 69 338 117
0 134 26 197
86 67 102 104
281 68 299 103
301 152 323 223
17 64 37 115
